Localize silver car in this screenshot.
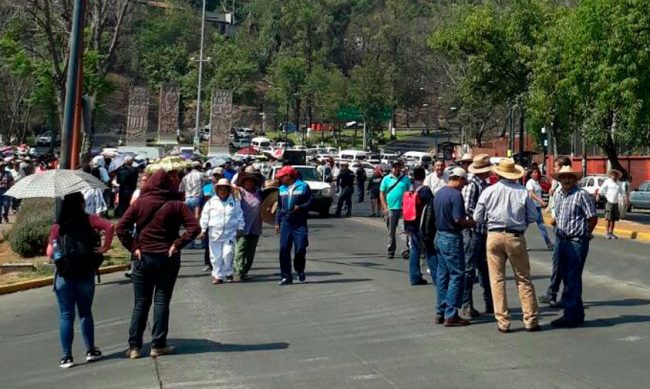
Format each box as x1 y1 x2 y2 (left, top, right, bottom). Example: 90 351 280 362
630 181 650 210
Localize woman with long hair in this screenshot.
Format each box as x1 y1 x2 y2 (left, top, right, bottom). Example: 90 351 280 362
116 169 200 359
47 192 114 368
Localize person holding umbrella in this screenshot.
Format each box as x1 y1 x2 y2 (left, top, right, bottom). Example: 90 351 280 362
275 166 313 285
116 169 200 359
46 192 114 368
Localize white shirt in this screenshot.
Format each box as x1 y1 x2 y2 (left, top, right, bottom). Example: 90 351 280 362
599 178 626 204
424 172 446 194
200 195 245 242
525 179 543 207
180 169 203 197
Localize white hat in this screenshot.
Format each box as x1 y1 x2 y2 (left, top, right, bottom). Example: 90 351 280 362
449 167 467 179
215 178 232 188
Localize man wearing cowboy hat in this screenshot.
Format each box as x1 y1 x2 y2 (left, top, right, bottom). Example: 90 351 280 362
457 153 474 172
550 166 597 328
275 166 313 285
598 168 627 239
474 159 540 333
233 166 264 281
460 154 494 318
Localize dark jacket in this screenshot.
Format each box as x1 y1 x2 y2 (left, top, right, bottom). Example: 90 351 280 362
337 169 355 188
116 170 200 254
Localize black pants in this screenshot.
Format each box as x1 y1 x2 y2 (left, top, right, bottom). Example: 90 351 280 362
203 234 212 268
128 253 180 349
357 182 365 202
118 189 135 217
336 186 353 216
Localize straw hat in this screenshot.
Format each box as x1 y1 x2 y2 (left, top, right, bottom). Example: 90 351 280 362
468 154 492 174
492 159 525 180
607 169 622 179
551 166 582 180
261 189 279 225
215 178 232 188
458 153 473 163
235 165 264 187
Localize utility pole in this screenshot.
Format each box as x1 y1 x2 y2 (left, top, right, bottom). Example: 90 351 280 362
60 0 86 169
194 0 207 147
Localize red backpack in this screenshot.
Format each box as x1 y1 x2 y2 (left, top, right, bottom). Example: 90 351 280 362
402 186 424 222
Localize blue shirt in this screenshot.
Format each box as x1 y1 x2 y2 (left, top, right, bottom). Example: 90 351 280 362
433 186 466 233
554 186 597 239
276 179 313 227
380 174 411 210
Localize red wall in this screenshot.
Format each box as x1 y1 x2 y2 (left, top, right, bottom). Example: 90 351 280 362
545 155 650 189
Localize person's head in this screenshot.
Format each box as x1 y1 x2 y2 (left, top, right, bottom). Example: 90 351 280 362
531 168 541 181
492 159 525 182
413 166 426 182
391 161 404 176
458 153 473 171
124 155 134 166
433 160 445 176
554 156 571 172
138 172 149 189
448 167 468 189
552 166 581 192
340 162 349 171
276 166 298 186
215 178 232 200
373 168 383 177
608 169 622 181
241 176 257 192
58 192 86 224
467 154 492 179
212 167 224 183
191 160 201 171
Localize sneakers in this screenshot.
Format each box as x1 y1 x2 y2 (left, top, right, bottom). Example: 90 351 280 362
278 278 293 286
86 348 102 362
298 273 306 283
202 266 212 272
606 233 618 240
434 315 444 324
150 346 175 358
225 275 234 283
551 317 582 328
126 347 142 359
124 270 132 278
538 294 556 304
59 355 74 369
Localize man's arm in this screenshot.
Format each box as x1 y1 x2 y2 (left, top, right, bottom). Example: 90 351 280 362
524 195 538 225
473 191 487 226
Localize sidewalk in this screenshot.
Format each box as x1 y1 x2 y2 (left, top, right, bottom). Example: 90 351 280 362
542 212 650 243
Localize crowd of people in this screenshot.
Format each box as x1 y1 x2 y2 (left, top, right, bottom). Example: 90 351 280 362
32 146 619 369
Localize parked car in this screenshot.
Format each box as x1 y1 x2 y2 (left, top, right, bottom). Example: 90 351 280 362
350 162 375 179
251 136 272 151
270 165 333 217
402 151 433 167
230 136 252 149
629 181 650 210
578 175 607 208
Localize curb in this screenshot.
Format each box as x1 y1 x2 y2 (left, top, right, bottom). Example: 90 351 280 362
543 216 650 243
0 264 130 296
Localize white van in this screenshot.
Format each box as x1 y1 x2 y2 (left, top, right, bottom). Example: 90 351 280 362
338 149 368 163
402 151 432 167
251 136 272 151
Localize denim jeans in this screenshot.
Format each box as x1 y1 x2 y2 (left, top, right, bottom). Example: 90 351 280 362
408 231 438 285
357 182 365 202
129 253 181 349
535 207 552 245
435 231 465 319
0 189 10 220
556 237 589 323
54 274 96 357
462 230 492 311
546 230 562 300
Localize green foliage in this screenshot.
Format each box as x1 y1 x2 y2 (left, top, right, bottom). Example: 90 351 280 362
9 199 56 258
349 59 389 131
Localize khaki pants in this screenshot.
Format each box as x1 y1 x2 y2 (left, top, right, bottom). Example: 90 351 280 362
486 232 539 330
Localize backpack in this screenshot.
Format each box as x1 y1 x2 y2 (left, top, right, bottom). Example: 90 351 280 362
402 185 424 222
55 216 104 280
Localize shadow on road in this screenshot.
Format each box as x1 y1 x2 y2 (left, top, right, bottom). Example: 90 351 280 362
102 339 290 359
584 298 650 307
583 315 650 327
304 278 373 284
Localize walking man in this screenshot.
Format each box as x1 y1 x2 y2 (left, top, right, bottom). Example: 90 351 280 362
474 159 540 333
404 167 434 286
433 168 475 327
275 166 313 285
550 166 597 328
598 169 627 239
380 161 411 259
355 164 367 203
335 162 355 217
461 154 494 317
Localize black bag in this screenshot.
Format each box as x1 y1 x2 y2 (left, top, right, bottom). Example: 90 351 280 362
55 216 104 279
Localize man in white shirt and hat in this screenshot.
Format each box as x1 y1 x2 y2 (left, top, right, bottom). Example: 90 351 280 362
474 159 540 333
597 169 627 239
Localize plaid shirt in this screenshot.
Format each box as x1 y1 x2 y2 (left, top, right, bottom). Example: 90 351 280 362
554 185 597 239
462 174 487 234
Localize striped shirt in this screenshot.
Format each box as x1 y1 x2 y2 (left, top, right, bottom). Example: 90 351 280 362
554 185 597 239
473 179 538 232
462 173 487 234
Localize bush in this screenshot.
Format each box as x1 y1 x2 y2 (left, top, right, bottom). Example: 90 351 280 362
9 199 56 258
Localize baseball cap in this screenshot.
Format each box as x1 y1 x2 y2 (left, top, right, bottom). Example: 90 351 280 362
449 167 467 179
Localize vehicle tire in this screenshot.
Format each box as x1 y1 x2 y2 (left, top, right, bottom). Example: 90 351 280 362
319 209 329 218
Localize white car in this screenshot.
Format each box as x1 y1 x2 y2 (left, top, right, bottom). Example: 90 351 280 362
270 165 333 217
350 162 375 179
578 175 607 208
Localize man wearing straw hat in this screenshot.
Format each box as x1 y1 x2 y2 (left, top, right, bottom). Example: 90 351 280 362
598 168 627 239
461 154 494 318
550 165 597 328
474 159 540 333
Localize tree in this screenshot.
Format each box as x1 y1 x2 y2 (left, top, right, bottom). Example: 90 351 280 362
349 58 389 148
267 54 307 138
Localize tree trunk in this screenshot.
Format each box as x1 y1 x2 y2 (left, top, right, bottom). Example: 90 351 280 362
602 116 628 180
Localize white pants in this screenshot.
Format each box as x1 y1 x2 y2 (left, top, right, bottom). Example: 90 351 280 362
209 239 235 279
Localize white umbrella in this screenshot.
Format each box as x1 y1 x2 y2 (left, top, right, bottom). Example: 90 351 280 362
4 169 107 199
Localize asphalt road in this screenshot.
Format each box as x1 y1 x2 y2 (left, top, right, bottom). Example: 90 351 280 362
1 199 650 388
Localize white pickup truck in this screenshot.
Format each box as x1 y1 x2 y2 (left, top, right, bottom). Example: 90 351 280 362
270 165 334 217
